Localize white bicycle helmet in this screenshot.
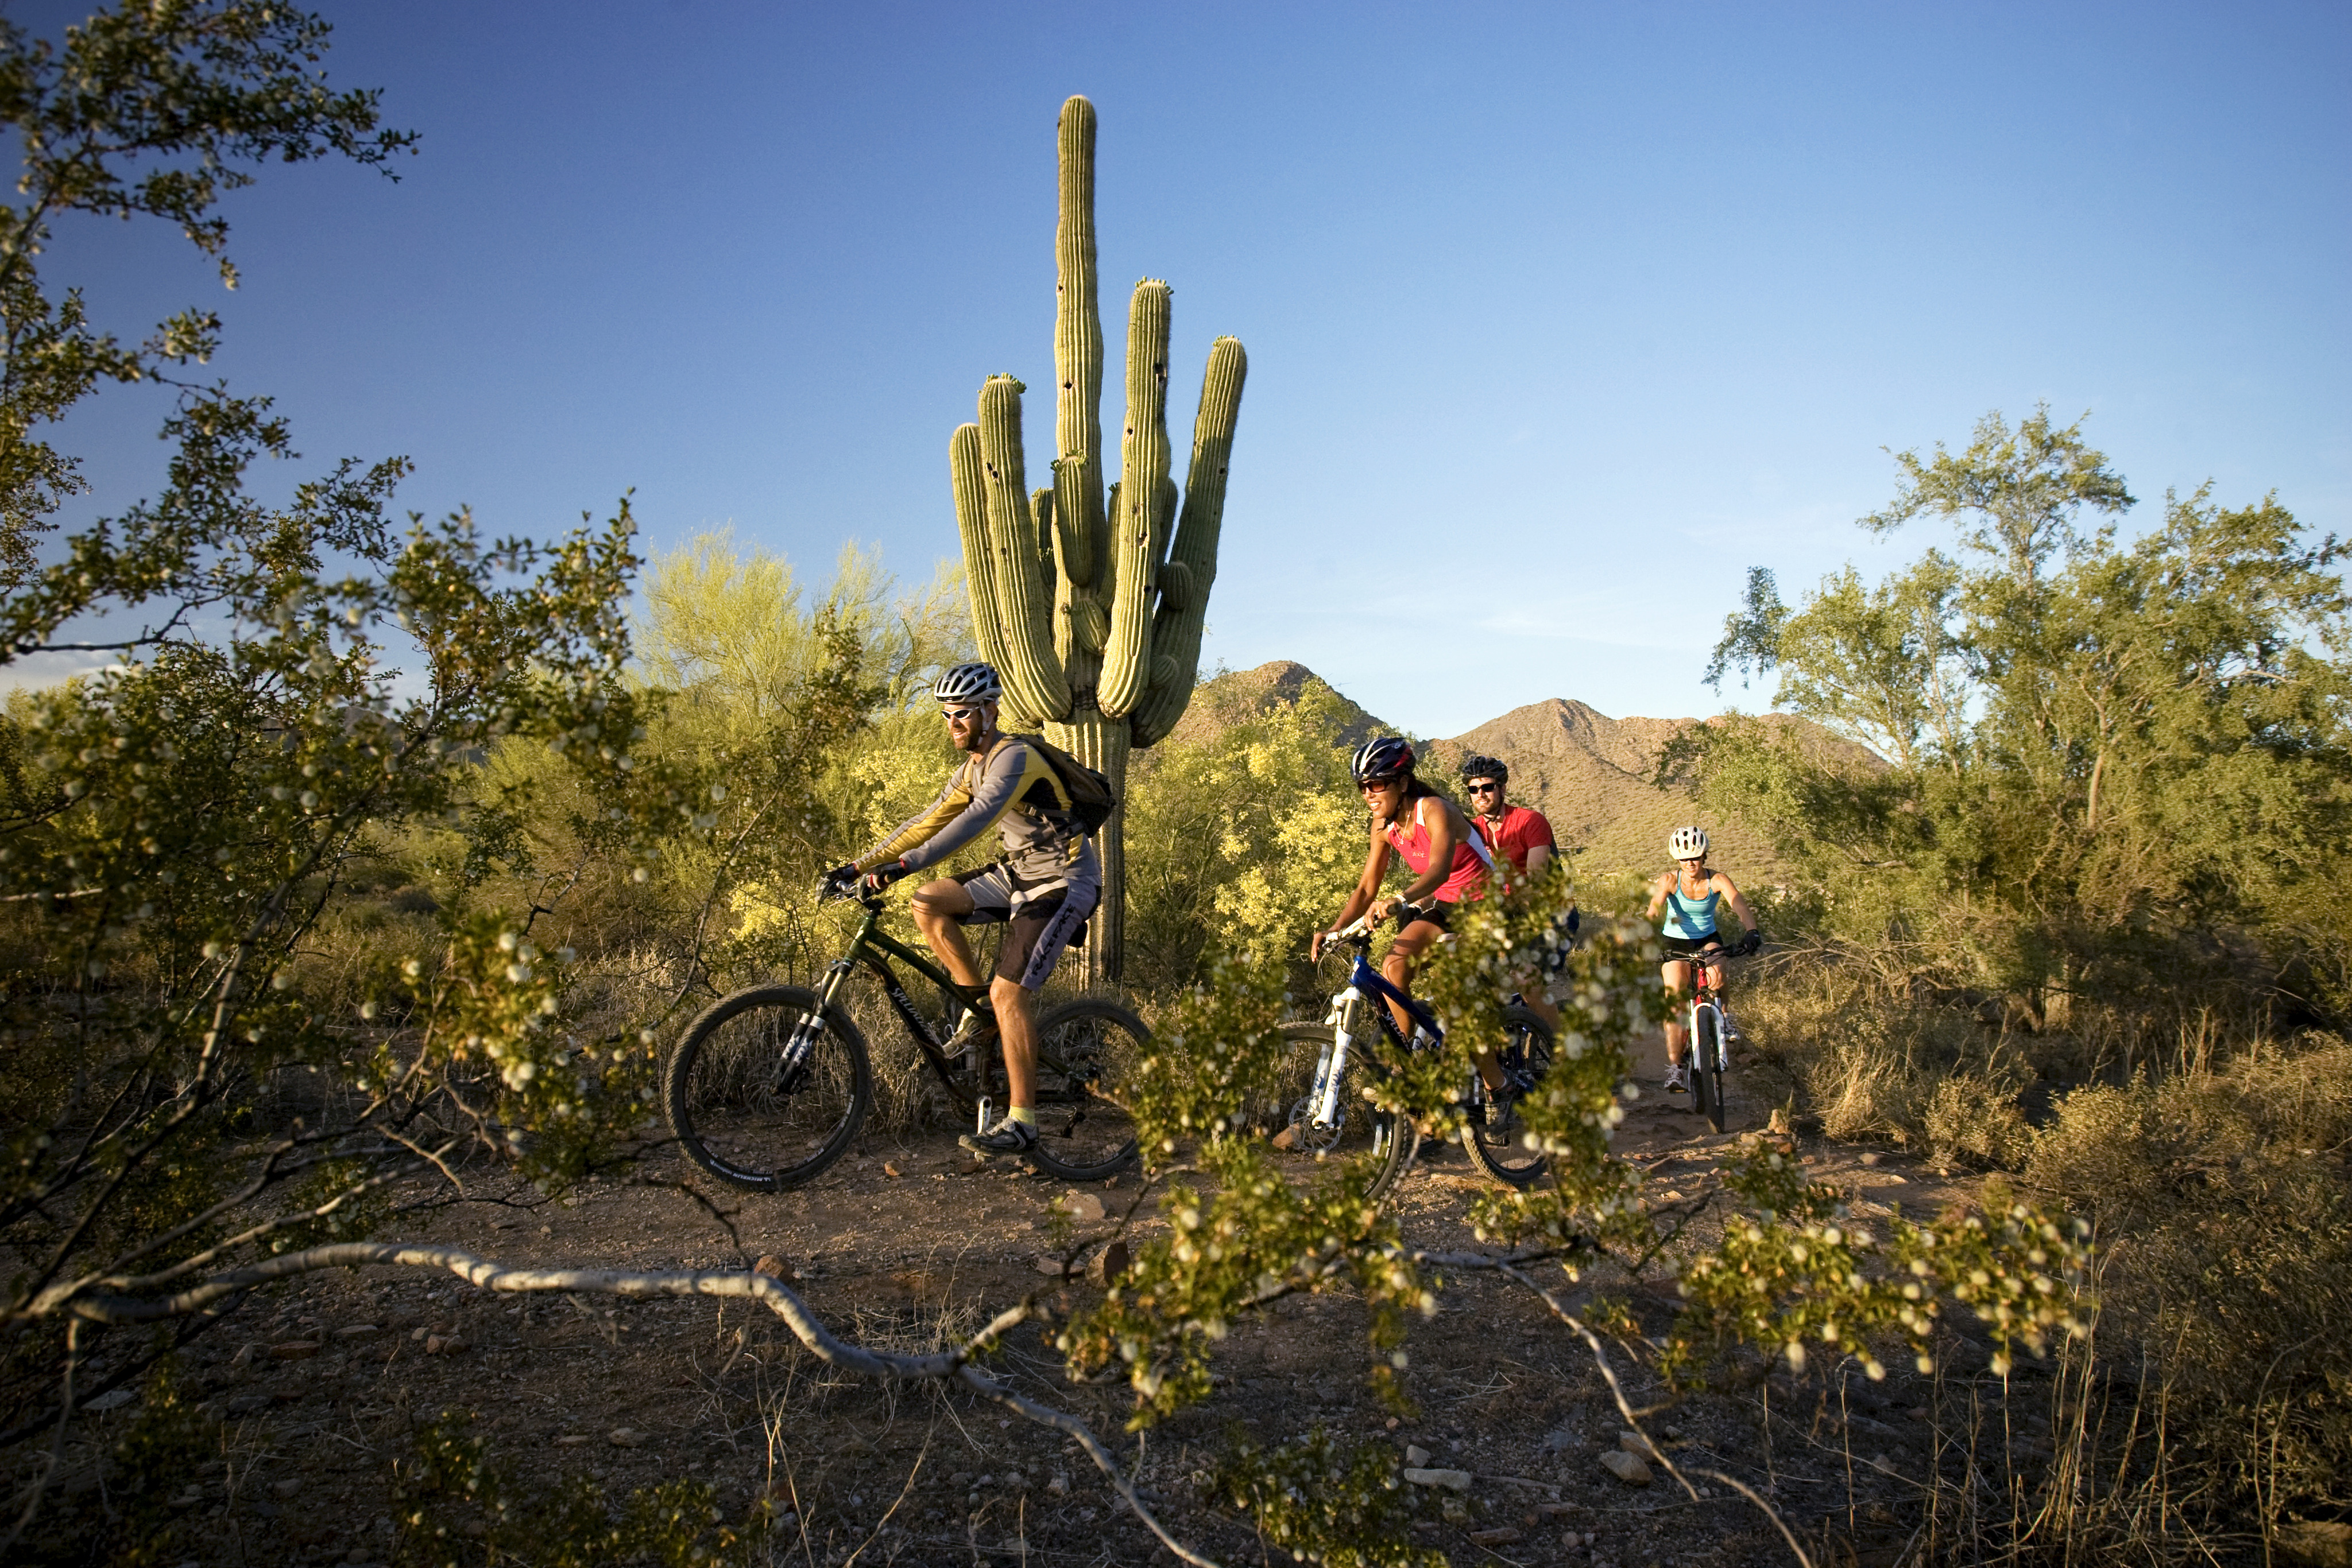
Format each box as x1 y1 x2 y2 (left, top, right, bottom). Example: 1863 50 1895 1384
1668 825 1709 860
931 661 1002 705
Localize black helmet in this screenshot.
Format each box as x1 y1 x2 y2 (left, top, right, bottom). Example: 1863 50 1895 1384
1351 735 1416 784
1459 753 1508 785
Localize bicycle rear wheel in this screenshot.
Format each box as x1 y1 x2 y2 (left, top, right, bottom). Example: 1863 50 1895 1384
1273 1021 1417 1201
666 985 873 1191
1461 1003 1554 1189
1026 998 1147 1182
1693 1005 1726 1134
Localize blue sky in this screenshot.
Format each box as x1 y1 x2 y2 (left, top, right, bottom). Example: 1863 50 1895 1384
25 0 2351 737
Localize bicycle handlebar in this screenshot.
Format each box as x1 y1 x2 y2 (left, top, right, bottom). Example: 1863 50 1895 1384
1676 936 1759 961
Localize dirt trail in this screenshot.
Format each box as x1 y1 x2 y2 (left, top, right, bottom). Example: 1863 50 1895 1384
82 1025 1979 1568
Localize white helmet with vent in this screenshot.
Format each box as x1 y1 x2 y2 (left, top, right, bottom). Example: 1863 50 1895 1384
931 661 1002 705
1668 825 1709 860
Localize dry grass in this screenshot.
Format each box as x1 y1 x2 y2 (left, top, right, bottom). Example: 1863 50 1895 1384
1733 959 2037 1166
1744 955 2352 1560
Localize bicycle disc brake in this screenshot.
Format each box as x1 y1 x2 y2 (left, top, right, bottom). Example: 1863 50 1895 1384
1283 1097 1347 1154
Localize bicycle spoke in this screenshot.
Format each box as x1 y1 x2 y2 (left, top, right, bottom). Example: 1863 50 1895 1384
1026 999 1147 1182
666 988 872 1191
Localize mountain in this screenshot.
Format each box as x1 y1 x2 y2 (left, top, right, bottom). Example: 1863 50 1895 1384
1425 699 1880 883
1157 663 1880 886
1158 660 1394 753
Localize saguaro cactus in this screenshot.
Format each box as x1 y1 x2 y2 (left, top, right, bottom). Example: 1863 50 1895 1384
948 95 1247 983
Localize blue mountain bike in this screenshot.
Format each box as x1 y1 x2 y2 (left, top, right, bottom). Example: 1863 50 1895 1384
1279 916 1554 1198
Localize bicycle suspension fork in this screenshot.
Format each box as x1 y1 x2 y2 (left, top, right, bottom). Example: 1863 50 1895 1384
779 959 855 1083
1309 986 1364 1133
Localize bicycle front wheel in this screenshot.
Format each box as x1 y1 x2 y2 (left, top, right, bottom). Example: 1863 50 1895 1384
1694 1005 1726 1134
665 986 873 1191
1274 1021 1418 1201
1461 1003 1554 1190
1027 998 1148 1182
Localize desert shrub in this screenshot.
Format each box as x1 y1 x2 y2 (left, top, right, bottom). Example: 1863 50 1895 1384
2022 1036 2352 1517
1734 959 2036 1164
1121 682 1391 996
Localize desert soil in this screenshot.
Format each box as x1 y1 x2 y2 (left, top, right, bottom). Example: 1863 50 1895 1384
69 1025 1998 1568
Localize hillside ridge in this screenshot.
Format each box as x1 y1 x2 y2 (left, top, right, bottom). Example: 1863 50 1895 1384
1170 662 1878 882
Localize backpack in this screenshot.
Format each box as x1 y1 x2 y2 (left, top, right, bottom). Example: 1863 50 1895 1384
1007 734 1117 834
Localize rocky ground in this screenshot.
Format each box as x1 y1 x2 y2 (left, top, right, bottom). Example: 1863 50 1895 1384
40 1029 2020 1568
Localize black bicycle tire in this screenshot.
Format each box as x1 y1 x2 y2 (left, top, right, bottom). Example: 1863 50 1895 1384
1695 1006 1726 1133
1024 997 1148 1182
1460 1003 1554 1190
665 985 873 1191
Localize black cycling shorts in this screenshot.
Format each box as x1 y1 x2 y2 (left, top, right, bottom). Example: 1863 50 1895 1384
1401 901 1454 932
953 863 1097 989
1660 934 1728 962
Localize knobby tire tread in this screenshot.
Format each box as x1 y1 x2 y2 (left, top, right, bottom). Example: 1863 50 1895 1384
1275 1020 1417 1202
1696 1006 1726 1133
1459 1003 1554 1190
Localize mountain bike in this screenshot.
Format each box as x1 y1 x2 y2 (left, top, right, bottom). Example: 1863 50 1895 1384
664 888 1145 1189
1679 942 1750 1133
1279 913 1555 1198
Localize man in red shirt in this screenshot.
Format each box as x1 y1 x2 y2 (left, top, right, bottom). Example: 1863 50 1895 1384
1460 753 1569 1032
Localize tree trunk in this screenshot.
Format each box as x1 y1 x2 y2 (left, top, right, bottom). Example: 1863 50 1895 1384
1046 702 1129 989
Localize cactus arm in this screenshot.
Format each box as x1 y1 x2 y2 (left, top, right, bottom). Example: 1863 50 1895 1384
1054 96 1105 584
1097 278 1173 719
1129 335 1247 748
1049 454 1096 590
1032 486 1058 584
951 421 1045 728
977 375 1073 723
950 421 1017 676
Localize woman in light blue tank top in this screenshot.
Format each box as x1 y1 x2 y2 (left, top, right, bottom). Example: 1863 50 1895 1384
1644 826 1759 1097
1661 878 1722 940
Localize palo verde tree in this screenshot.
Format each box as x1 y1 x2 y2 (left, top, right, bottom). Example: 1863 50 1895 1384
1684 405 2352 1023
950 95 1247 982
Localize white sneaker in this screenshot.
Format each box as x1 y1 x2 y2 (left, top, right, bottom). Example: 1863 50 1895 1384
1663 1063 1688 1095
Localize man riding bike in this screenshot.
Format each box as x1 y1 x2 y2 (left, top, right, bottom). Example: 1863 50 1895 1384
1313 737 1495 1051
1643 825 1759 1095
1459 753 1569 1035
823 661 1099 1157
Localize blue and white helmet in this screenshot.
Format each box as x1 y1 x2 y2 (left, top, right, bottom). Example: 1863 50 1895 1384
931 661 1002 705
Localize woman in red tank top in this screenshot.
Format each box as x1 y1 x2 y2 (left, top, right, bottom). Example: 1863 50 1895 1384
1312 737 1492 1039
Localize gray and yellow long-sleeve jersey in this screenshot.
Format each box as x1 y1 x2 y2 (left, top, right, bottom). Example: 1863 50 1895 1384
853 736 1096 896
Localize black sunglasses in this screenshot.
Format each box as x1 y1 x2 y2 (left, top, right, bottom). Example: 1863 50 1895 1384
1465 781 1502 795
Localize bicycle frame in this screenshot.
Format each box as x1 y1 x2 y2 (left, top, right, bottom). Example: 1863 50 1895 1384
799 896 990 1101
1304 941 1440 1135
